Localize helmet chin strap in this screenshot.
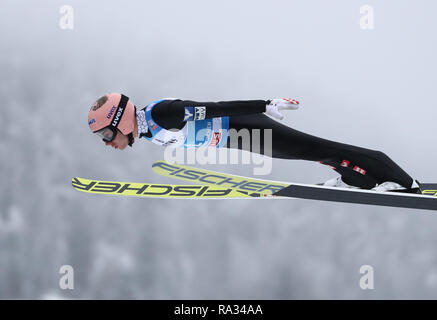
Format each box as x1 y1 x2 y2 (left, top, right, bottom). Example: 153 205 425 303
128 133 134 147
128 106 137 147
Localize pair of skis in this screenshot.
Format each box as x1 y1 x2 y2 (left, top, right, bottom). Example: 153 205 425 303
72 161 437 211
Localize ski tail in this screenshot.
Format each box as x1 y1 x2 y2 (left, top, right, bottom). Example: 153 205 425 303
387 181 437 195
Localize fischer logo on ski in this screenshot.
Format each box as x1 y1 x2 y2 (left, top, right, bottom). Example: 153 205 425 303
422 190 437 196
72 177 263 199
151 161 287 195
71 162 437 211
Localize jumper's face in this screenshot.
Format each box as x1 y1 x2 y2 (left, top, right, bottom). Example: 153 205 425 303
104 129 130 150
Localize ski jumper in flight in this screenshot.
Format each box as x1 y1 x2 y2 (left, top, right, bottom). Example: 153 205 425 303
87 93 418 192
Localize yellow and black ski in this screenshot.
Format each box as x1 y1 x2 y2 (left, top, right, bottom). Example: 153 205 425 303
72 162 437 210
71 177 267 199
151 161 437 211
151 160 289 196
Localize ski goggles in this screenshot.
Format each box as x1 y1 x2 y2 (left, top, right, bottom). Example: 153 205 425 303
93 94 130 142
95 126 118 142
